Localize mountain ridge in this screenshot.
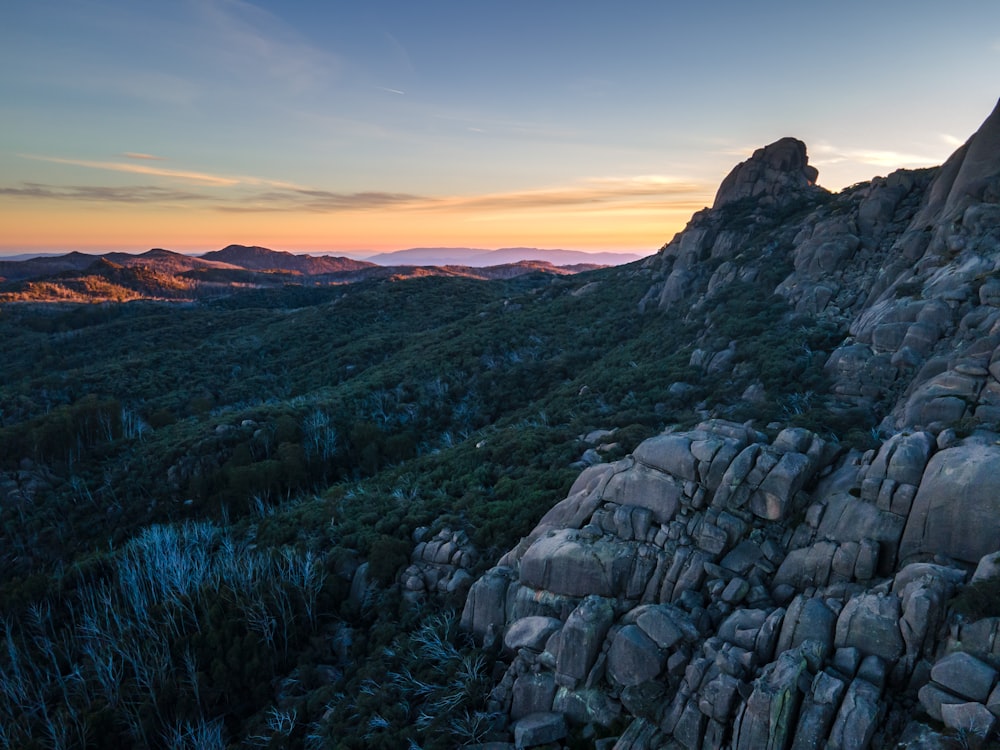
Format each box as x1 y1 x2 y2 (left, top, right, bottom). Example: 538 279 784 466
0 244 621 302
200 244 374 275
362 246 647 267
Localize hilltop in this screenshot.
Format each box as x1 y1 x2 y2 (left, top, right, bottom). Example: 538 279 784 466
1 98 999 749
200 244 374 275
0 244 613 302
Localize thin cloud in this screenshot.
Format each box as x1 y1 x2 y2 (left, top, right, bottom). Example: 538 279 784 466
811 143 941 169
940 133 966 148
377 87 406 95
0 183 210 203
195 0 341 92
382 31 416 77
0 174 711 216
0 181 419 211
20 154 240 186
427 176 709 212
122 152 166 161
18 153 312 191
726 141 942 170
431 112 582 141
214 189 426 213
718 144 763 158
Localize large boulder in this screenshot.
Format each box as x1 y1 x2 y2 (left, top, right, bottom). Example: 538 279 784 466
499 461 620 567
776 596 837 657
511 673 557 720
899 443 1000 565
930 652 998 703
632 433 699 482
817 493 907 574
519 529 635 598
732 646 812 750
512 712 567 748
791 670 848 750
827 679 883 750
893 564 966 668
504 616 563 655
607 625 665 687
834 593 904 664
553 596 615 686
461 566 516 643
601 463 684 524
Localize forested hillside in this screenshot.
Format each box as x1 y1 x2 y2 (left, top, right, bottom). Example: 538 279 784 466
0 236 845 748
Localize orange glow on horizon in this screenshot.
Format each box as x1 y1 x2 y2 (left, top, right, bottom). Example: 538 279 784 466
0 194 705 255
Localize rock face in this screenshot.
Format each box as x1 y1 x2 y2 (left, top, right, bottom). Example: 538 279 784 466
916 97 1000 226
713 137 820 210
899 443 1000 565
463 99 1000 748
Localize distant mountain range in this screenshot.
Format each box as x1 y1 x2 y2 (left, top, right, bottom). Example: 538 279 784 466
361 246 646 267
0 244 634 303
201 245 372 274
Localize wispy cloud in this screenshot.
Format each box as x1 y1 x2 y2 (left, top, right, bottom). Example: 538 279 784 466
811 143 942 169
193 0 342 92
431 112 582 141
940 133 966 148
20 154 241 186
0 180 422 212
214 189 426 213
431 176 708 212
0 183 210 203
724 141 945 172
18 153 316 191
121 152 166 161
0 173 711 216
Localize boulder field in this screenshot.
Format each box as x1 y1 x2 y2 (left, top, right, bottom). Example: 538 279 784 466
459 98 1000 748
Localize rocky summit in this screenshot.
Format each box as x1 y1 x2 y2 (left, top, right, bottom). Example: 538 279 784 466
711 137 820 210
461 99 1000 748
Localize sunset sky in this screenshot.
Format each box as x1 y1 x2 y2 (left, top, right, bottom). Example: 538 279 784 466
2 1 999 258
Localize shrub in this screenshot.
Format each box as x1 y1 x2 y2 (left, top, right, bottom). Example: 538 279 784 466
367 535 411 586
952 575 1000 620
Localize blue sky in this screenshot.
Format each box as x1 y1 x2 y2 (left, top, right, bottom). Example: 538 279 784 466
1 0 998 255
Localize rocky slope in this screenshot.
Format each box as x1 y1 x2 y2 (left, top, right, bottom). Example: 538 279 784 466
461 99 1000 748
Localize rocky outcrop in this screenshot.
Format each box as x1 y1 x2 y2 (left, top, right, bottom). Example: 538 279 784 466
462 418 1000 747
400 526 477 602
645 138 826 309
713 137 820 211
899 443 1000 565
463 99 1000 747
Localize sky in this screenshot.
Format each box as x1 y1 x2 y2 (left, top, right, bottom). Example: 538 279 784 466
1 1 998 258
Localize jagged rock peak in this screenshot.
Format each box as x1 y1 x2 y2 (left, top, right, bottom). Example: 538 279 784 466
712 136 820 210
915 96 1000 224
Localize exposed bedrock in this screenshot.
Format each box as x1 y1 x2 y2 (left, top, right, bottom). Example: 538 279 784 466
462 418 1000 747
465 98 1000 748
